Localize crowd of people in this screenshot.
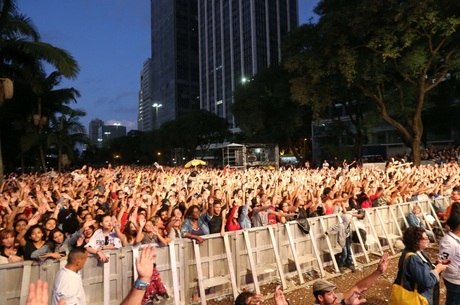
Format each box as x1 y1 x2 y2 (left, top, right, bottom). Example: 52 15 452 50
0 155 459 304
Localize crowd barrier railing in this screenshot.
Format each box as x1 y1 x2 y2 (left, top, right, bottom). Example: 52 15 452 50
0 198 450 305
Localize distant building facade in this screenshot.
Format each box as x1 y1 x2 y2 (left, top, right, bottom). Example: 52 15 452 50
138 59 154 131
198 0 298 127
88 119 104 145
88 120 127 148
99 124 127 147
150 0 200 128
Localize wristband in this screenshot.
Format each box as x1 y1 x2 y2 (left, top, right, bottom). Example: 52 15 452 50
133 278 149 290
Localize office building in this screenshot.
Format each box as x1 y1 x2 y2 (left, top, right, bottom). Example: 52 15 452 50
150 0 200 128
198 0 298 127
88 119 104 145
99 124 127 147
138 59 154 131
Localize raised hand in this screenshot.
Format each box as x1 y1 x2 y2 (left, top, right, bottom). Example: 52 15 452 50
25 280 64 305
137 245 156 281
274 286 289 305
377 252 389 274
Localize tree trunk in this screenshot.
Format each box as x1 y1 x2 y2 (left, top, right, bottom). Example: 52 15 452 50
411 137 422 166
57 145 62 172
353 130 364 161
39 143 47 172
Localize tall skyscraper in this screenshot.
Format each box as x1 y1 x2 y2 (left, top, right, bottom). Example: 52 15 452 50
138 59 154 131
198 0 298 128
150 0 200 128
88 119 104 145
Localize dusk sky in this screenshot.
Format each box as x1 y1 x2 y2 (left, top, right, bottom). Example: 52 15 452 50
19 0 318 131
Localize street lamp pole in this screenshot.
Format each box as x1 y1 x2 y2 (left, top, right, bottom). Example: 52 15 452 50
152 103 163 129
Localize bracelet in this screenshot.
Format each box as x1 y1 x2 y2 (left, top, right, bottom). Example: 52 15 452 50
133 278 149 290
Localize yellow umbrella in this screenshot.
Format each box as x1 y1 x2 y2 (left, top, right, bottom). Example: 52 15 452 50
184 159 207 168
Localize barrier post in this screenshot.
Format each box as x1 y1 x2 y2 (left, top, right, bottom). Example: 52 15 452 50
268 226 287 289
243 230 261 294
363 210 384 255
396 204 410 229
284 222 306 284
19 261 32 305
168 242 182 305
389 206 404 237
374 208 396 254
103 256 110 305
309 220 325 277
193 240 208 305
350 216 370 263
428 199 446 237
319 217 340 273
223 234 239 299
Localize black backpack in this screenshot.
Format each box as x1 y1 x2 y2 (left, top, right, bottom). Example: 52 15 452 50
297 207 310 234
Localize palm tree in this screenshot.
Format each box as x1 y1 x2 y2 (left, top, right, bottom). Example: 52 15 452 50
48 107 89 171
0 0 79 181
28 71 80 171
0 1 79 79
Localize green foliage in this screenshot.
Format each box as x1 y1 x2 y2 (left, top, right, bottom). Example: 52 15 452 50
48 108 88 171
105 131 157 165
284 0 460 164
160 110 230 159
101 110 230 165
0 0 82 174
232 65 312 157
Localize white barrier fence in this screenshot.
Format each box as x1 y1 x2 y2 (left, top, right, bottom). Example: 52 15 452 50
1 198 449 305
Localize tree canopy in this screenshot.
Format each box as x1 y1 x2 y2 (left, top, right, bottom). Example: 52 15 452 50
0 0 83 177
232 65 312 159
160 110 230 159
284 0 460 164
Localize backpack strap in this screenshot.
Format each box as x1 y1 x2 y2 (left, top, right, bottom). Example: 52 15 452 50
396 252 420 291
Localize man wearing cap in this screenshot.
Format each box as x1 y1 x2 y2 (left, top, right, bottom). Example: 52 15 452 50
312 253 389 305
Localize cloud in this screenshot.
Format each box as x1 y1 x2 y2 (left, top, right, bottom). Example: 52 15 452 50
106 119 137 131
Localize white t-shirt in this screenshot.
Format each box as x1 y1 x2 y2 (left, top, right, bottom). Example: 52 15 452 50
85 229 122 249
52 267 86 305
440 232 460 285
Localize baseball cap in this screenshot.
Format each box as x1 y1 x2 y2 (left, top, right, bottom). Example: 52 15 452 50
313 279 336 293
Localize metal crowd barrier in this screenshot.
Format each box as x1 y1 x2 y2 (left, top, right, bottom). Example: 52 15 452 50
0 198 450 305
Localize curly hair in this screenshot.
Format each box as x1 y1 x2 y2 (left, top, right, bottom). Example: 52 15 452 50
184 205 201 219
402 226 426 252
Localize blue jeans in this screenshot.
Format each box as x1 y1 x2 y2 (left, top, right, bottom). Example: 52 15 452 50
339 237 353 267
445 279 460 305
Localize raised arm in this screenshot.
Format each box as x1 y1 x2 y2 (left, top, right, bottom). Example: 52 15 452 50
120 245 156 305
344 252 389 300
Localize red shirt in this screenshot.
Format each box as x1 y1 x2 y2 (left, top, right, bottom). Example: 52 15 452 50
267 207 277 224
225 206 241 231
